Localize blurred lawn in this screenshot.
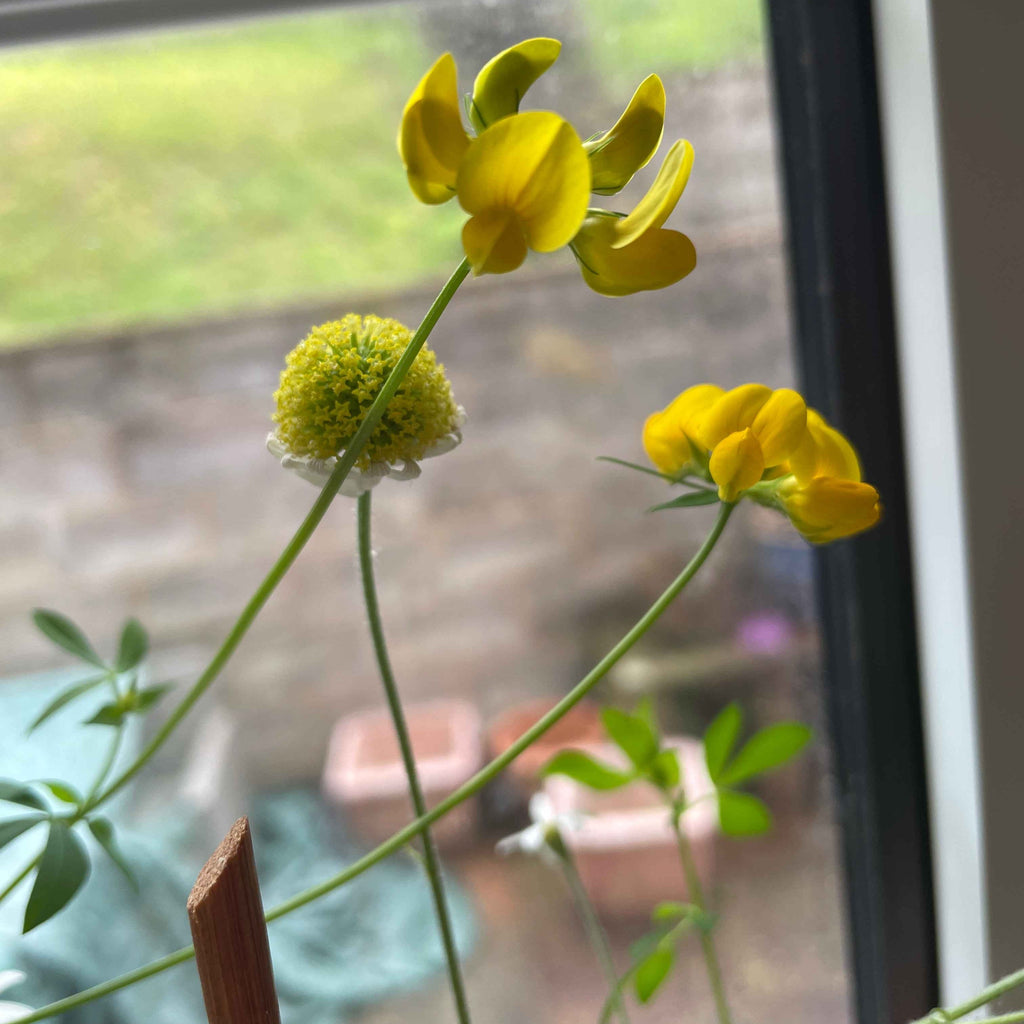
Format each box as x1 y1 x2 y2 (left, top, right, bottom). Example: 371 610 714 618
0 1 761 347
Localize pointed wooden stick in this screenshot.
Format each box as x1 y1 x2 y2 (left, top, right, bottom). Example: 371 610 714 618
187 817 281 1024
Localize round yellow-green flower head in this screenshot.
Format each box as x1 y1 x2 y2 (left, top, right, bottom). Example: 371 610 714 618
267 314 464 496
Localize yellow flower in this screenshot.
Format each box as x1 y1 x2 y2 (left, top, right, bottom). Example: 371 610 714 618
469 37 562 132
639 382 880 544
457 111 591 275
571 139 697 296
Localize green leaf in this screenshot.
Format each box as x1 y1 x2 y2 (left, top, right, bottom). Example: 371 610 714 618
28 674 109 733
601 707 659 769
88 818 137 889
541 750 636 791
84 703 126 727
115 619 148 673
39 781 82 806
595 455 675 481
718 789 773 837
703 703 742 784
0 780 47 811
652 900 696 922
133 684 171 712
647 749 681 791
31 609 105 668
647 490 719 513
0 816 46 851
23 822 90 932
634 945 674 1003
718 723 813 787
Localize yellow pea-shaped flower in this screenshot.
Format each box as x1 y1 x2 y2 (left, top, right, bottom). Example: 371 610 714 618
709 428 765 502
457 111 591 275
643 384 723 477
470 37 562 132
779 477 882 543
789 409 862 482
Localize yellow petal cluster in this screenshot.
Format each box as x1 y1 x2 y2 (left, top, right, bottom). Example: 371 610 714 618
398 38 695 296
643 383 881 544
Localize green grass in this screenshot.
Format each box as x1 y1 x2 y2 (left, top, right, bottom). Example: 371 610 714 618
0 1 761 347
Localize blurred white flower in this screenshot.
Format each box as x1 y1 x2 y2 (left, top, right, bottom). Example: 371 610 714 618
496 793 583 865
0 970 32 1023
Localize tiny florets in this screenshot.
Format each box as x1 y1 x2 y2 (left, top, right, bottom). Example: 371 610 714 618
272 314 461 469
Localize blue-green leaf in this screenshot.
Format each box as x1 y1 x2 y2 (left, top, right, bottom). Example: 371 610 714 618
23 822 90 932
634 945 674 1003
717 723 812 787
601 707 659 769
703 703 742 783
28 674 109 733
88 818 137 889
0 780 47 812
0 816 46 851
84 703 126 727
718 789 773 837
31 609 105 668
133 684 171 712
541 750 635 791
115 619 148 673
647 490 719 512
38 781 82 806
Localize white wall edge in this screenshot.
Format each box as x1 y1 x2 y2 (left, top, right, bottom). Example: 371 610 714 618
870 0 987 1004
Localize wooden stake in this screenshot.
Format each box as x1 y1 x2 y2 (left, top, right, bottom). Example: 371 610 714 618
187 817 281 1024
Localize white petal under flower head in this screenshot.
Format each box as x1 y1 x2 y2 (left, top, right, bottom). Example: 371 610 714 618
0 970 32 1023
495 792 584 866
266 405 465 496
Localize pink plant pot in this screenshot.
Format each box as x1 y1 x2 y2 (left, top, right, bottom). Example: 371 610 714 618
322 699 484 849
544 737 716 917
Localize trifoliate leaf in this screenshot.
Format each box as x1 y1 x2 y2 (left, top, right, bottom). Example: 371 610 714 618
718 723 812 787
28 674 109 733
31 609 105 668
541 750 635 790
703 703 742 783
647 749 681 791
718 789 773 837
601 706 659 769
115 619 149 673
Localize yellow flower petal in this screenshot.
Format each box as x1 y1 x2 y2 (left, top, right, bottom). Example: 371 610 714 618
398 53 470 205
663 384 725 438
572 213 696 296
789 410 862 483
470 37 562 132
457 111 590 257
611 139 694 249
586 75 666 196
781 477 881 543
643 410 691 476
750 388 807 467
696 383 772 450
709 428 765 502
462 209 528 275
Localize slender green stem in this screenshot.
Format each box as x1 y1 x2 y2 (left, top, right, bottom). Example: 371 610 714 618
671 812 732 1024
356 491 473 1024
0 854 41 907
559 848 629 1024
81 723 124 813
913 967 1024 1024
974 1013 1024 1024
89 259 471 809
15 503 732 1024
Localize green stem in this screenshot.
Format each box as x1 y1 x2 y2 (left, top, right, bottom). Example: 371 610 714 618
916 968 1024 1023
89 259 471 809
356 491 473 1024
80 723 124 813
15 502 732 1024
559 847 629 1024
671 811 732 1024
0 854 41 907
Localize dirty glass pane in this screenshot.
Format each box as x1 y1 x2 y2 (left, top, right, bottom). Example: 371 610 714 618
0 2 852 1022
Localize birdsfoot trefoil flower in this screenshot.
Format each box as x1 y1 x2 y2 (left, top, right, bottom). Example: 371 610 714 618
268 314 464 496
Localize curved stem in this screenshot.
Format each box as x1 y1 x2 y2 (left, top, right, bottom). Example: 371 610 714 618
671 812 732 1024
0 854 41 908
90 259 471 809
356 491 473 1024
81 723 124 813
916 967 1024 1023
559 848 629 1024
15 502 732 1023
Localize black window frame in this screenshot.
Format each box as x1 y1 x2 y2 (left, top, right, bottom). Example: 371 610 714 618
0 2 940 1020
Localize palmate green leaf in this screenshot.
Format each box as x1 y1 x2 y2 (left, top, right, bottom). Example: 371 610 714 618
718 789 773 837
39 781 82 806
23 822 90 932
31 609 105 668
717 723 813 788
647 749 680 791
28 674 109 733
115 619 149 673
88 818 137 889
647 490 719 513
0 780 47 812
0 816 46 851
634 945 674 1003
541 750 635 791
601 706 659 769
703 703 742 783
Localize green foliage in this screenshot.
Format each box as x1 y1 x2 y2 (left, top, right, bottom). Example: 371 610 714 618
23 822 90 932
717 789 772 837
0 780 48 812
634 945 674 1003
88 818 137 888
39 781 82 806
0 816 46 851
28 674 109 733
647 749 680 790
648 490 719 512
31 609 106 668
541 750 635 791
717 722 812 787
115 619 149 673
702 702 742 783
601 705 659 768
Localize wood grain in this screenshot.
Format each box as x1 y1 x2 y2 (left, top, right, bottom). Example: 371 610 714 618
187 817 281 1024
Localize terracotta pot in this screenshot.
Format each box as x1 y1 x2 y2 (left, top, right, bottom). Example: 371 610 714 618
544 737 716 917
321 699 483 849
